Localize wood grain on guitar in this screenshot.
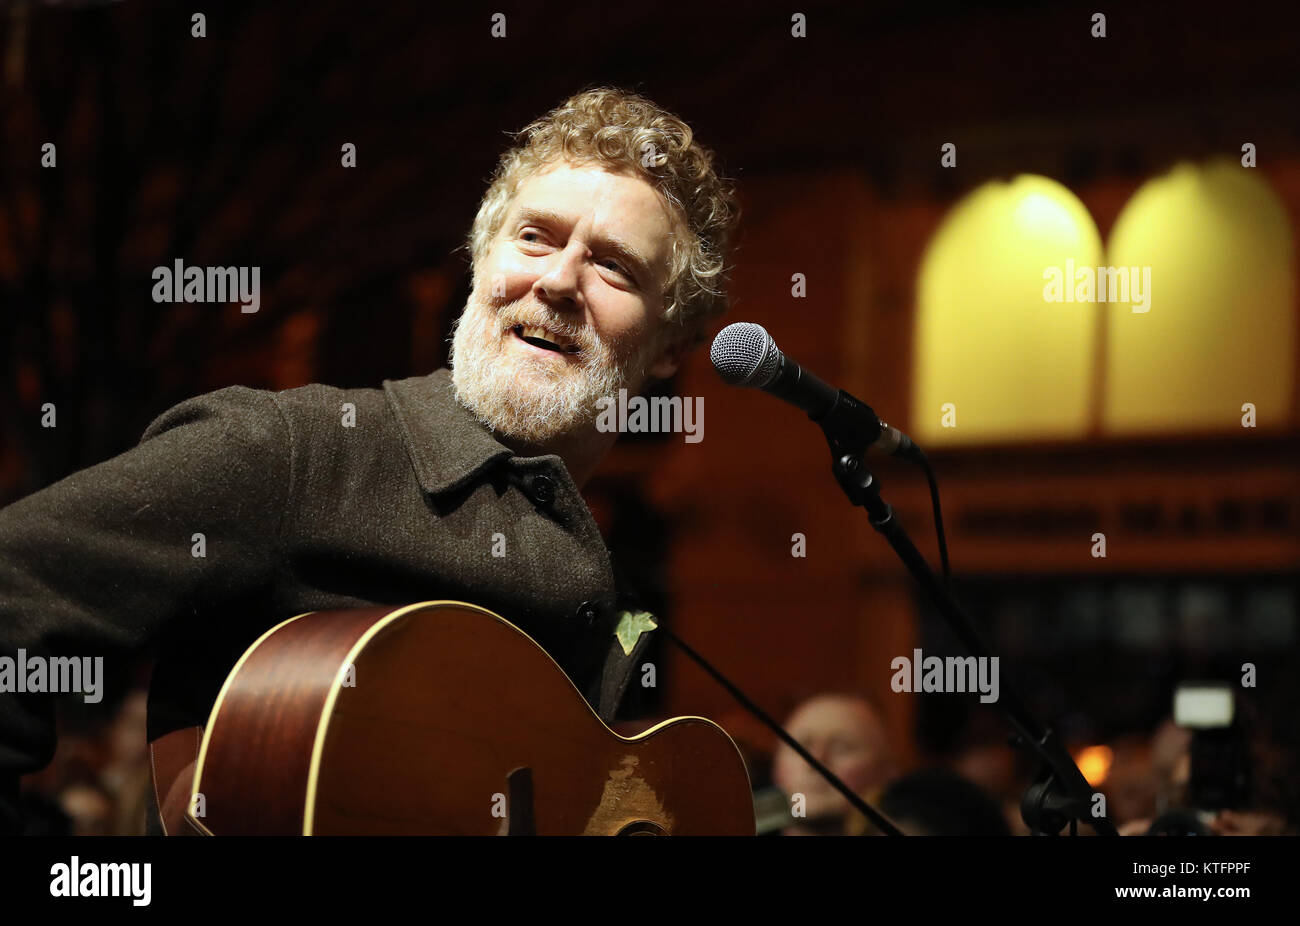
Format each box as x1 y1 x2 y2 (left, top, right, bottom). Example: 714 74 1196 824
149 601 754 835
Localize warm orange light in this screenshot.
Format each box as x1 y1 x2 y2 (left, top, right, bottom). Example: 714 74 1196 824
1074 744 1114 787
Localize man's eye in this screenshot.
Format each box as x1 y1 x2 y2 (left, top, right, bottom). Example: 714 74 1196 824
518 227 555 246
600 259 636 285
828 739 862 759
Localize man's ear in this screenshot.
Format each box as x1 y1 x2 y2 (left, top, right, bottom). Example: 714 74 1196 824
647 326 692 381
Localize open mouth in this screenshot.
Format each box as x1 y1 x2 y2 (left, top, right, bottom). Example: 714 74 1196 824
510 324 581 355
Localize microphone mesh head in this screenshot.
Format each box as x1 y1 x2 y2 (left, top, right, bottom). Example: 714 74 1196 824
710 322 780 387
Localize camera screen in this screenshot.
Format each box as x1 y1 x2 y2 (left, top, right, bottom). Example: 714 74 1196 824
1175 685 1235 729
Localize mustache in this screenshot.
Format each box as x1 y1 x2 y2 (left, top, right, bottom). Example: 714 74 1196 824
496 306 594 352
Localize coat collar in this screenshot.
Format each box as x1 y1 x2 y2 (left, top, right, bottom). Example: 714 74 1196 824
382 368 514 496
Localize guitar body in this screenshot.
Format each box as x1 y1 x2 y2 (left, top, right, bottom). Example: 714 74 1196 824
149 601 754 835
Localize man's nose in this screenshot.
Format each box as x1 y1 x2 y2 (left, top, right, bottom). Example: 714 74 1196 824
806 739 831 765
533 240 587 307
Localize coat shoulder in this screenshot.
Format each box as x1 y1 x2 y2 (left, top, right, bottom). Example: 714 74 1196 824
271 381 390 422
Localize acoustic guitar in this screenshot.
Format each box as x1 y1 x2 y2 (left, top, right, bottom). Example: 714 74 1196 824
148 600 755 835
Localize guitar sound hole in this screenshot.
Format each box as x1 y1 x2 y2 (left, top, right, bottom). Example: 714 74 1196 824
617 820 667 836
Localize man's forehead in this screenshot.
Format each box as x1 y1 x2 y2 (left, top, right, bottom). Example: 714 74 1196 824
789 698 879 733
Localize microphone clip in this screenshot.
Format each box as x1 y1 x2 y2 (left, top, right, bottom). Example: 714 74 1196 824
829 451 894 528
814 389 921 464
814 389 884 458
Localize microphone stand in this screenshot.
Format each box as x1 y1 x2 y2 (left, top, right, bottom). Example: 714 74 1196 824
818 404 1118 837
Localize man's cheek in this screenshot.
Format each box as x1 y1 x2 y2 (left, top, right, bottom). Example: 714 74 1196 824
836 762 876 792
484 265 536 301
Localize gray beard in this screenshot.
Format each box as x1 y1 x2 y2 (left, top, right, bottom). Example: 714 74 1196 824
448 294 650 446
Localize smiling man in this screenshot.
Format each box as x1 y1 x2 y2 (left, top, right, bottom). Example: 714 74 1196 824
0 87 739 834
450 163 677 485
450 91 735 483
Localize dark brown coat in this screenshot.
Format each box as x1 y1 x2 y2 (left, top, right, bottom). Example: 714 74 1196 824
0 368 653 833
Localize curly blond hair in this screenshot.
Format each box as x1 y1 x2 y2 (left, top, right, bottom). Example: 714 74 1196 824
467 86 741 347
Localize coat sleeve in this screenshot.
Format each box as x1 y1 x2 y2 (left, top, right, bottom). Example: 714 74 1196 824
0 386 292 834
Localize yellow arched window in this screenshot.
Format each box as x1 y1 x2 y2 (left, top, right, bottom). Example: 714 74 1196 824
1104 160 1295 434
913 175 1104 443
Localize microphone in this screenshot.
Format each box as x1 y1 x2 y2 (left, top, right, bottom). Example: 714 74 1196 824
710 322 919 461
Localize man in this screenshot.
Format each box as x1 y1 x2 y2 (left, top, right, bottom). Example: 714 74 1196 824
771 693 899 835
0 86 740 834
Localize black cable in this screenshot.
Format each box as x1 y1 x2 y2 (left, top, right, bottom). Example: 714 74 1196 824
913 447 951 591
656 624 904 837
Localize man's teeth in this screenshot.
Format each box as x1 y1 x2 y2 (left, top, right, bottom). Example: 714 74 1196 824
516 324 578 353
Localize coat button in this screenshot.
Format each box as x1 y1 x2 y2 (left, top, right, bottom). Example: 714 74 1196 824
530 474 555 505
577 601 600 629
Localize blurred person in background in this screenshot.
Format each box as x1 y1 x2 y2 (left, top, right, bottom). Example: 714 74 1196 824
771 693 899 836
1118 715 1294 836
